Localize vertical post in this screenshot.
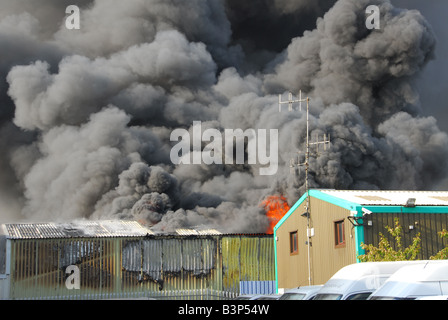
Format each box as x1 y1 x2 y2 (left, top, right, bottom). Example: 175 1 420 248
2 239 12 299
278 91 331 286
114 238 121 297
305 97 312 286
354 209 366 262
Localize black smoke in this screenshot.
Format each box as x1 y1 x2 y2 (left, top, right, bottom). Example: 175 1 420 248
0 0 447 233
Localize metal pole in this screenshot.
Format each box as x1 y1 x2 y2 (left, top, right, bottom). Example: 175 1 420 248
278 91 331 286
305 97 311 286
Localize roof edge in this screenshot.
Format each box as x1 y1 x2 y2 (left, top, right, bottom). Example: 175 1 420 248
273 189 363 233
274 191 308 233
309 189 361 211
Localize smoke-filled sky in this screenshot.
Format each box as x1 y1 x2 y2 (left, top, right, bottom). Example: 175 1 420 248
0 0 447 233
392 0 448 132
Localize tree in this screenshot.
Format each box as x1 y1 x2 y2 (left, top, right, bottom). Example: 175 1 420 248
430 229 448 260
358 217 421 262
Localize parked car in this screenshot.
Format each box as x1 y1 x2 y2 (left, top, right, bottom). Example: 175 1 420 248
235 294 265 300
279 285 323 300
313 260 431 300
235 294 280 300
253 294 282 300
369 260 448 300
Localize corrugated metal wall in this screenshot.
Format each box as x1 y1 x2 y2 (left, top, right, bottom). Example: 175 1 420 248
239 281 276 295
5 234 274 300
221 237 275 295
9 238 120 299
121 237 221 299
363 212 448 260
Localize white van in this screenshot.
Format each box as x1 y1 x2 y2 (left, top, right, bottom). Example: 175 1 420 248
313 261 430 300
369 260 448 300
417 295 448 300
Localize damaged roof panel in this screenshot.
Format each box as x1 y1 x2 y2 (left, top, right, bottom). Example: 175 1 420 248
3 220 154 239
175 228 222 236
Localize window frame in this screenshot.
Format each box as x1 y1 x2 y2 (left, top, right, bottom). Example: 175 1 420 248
334 219 346 248
289 230 298 255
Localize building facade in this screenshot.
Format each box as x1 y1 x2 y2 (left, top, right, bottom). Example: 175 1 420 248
274 189 448 291
0 220 275 300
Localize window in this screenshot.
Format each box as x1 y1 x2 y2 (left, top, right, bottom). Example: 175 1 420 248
289 231 298 255
346 292 373 300
334 220 345 247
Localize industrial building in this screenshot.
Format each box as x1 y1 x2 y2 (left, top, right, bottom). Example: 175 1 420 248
0 220 275 300
274 189 448 291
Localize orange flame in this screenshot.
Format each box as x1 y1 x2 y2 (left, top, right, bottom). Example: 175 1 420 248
261 195 290 234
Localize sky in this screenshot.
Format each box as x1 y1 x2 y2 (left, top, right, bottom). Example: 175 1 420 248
0 0 447 232
392 0 448 132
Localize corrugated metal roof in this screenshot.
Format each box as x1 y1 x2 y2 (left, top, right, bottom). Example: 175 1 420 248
175 228 222 236
3 220 154 239
320 190 448 206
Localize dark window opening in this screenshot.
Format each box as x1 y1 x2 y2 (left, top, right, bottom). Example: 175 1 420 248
290 231 298 255
335 220 345 248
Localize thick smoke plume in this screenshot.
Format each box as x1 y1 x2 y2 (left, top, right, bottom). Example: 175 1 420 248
1 0 447 233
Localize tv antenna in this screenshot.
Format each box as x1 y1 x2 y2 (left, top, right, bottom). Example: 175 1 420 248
279 90 330 191
278 90 331 286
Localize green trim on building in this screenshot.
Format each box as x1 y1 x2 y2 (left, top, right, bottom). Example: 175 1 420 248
274 192 308 233
362 205 448 214
308 189 361 211
273 189 365 280
274 189 448 289
273 192 306 292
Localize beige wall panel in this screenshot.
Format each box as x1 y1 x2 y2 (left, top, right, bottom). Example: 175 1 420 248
276 196 358 289
309 197 357 284
276 201 308 289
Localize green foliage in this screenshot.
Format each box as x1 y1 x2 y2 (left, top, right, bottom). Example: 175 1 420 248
430 229 448 260
358 217 421 262
358 218 448 261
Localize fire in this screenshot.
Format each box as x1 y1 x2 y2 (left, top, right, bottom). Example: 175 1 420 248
261 195 290 234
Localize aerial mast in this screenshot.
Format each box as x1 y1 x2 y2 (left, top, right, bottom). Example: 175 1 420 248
278 90 330 285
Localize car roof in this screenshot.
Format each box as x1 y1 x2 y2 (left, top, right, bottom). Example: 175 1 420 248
284 285 324 294
316 261 433 296
235 294 260 299
383 261 448 282
254 294 281 300
369 261 448 299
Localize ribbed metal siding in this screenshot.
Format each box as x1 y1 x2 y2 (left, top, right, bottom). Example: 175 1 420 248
143 239 162 281
5 234 274 300
163 239 181 273
222 236 275 297
239 281 276 295
121 237 220 299
9 238 121 299
363 212 448 260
